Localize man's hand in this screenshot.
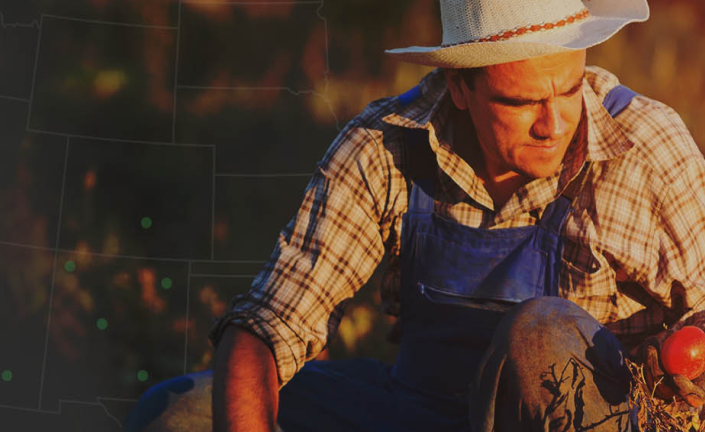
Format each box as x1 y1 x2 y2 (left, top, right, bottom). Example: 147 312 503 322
636 313 705 407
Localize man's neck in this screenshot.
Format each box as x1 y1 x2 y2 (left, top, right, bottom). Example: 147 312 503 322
475 164 529 210
451 110 529 210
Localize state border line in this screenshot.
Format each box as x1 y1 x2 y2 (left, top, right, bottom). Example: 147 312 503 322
215 172 313 178
41 13 178 30
0 94 31 102
24 129 215 147
176 85 341 131
96 399 125 429
316 1 330 74
37 137 69 410
0 12 41 29
1 399 115 413
25 15 42 132
212 146 216 260
314 0 339 130
178 84 317 95
96 397 139 402
183 260 192 375
171 1 182 144
191 258 266 264
176 0 340 131
0 404 52 413
0 239 266 264
181 1 323 4
0 398 136 428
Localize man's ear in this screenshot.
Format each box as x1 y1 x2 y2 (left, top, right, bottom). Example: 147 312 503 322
444 69 469 111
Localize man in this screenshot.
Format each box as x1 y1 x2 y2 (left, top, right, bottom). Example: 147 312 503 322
125 0 705 431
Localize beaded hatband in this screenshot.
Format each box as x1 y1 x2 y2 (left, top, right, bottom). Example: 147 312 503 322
441 8 591 47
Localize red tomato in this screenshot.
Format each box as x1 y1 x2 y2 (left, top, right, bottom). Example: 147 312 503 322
661 326 705 380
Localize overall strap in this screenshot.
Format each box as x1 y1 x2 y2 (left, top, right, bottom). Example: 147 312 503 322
539 162 592 234
602 84 640 118
408 180 435 214
398 85 422 108
405 128 436 214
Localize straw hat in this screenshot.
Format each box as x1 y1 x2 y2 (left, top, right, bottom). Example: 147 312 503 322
385 0 649 68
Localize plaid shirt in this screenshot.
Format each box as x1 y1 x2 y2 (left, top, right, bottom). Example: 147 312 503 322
210 66 705 385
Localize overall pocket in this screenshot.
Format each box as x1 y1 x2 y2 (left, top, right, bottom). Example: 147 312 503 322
560 252 617 299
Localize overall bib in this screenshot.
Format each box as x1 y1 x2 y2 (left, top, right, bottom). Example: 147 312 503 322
279 84 639 432
393 145 578 398
392 84 640 400
124 85 639 432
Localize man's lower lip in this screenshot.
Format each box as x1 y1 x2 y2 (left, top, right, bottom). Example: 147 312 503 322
527 143 559 151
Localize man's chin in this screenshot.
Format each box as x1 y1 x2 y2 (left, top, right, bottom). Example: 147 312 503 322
519 162 563 180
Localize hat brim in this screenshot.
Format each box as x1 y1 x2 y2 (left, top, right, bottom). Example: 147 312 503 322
385 9 649 68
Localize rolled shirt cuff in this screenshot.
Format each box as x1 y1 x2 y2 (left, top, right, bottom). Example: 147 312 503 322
209 297 306 386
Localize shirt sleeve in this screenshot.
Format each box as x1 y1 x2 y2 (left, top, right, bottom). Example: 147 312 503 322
647 109 705 326
592 97 705 347
209 119 398 385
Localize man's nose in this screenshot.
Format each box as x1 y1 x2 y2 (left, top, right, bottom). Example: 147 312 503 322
532 99 566 140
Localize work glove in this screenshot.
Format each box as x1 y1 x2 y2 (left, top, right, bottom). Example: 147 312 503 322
636 312 705 407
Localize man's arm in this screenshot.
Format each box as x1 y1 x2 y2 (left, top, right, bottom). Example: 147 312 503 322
628 103 705 405
208 119 398 428
208 119 397 382
213 325 279 432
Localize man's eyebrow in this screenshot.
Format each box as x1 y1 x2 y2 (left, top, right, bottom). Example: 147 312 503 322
491 72 586 105
562 72 586 95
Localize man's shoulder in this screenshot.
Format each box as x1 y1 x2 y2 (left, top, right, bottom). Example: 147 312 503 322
320 71 443 173
352 69 446 132
588 66 702 183
585 65 622 101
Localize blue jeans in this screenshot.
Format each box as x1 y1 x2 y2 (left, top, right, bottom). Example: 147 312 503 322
124 297 633 431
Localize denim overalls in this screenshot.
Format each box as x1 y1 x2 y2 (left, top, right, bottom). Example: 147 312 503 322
124 85 639 432
392 84 637 399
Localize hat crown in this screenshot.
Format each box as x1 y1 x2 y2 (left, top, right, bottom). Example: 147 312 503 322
440 0 587 45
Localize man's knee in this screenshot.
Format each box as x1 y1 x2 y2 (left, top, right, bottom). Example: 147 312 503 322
471 297 631 431
507 296 594 329
496 296 630 402
500 297 601 356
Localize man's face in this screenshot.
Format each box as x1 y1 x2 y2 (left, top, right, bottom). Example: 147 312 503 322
448 50 586 180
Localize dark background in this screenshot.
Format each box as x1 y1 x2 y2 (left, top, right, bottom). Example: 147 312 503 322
0 0 703 429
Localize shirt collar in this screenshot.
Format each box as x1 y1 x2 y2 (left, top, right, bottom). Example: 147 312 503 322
382 69 636 216
382 70 496 208
582 80 635 161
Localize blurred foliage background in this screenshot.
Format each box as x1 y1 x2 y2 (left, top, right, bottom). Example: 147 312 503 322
0 0 703 428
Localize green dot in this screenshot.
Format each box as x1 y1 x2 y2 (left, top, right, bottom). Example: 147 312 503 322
137 370 149 382
64 261 76 272
1 370 12 382
96 318 108 330
161 277 172 290
141 217 152 229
